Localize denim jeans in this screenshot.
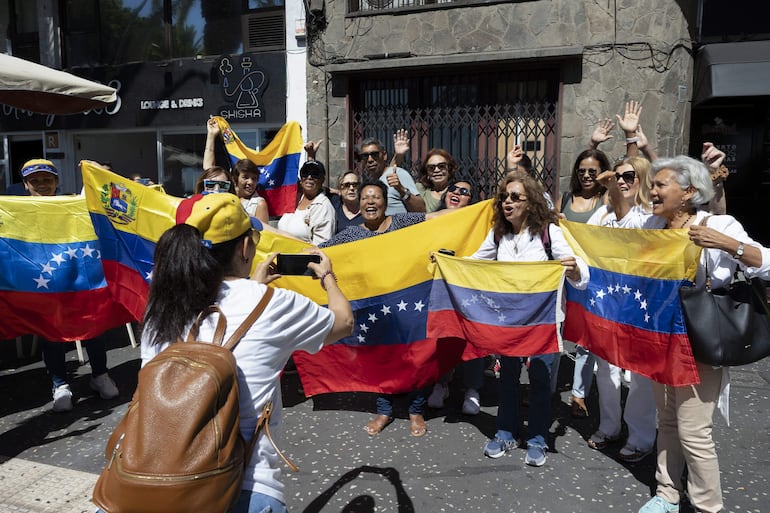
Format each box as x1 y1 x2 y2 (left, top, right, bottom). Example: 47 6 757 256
496 353 557 446
232 490 288 513
571 344 595 399
41 338 108 390
376 388 427 416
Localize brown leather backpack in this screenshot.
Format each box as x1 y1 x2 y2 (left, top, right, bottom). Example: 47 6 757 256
93 288 287 513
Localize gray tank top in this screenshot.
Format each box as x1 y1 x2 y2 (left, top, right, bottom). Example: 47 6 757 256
561 193 603 224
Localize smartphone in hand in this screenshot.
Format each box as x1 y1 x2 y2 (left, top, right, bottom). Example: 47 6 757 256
276 254 321 276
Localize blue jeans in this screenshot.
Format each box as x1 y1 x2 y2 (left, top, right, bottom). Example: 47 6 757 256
41 338 108 390
376 388 427 416
232 490 287 513
571 344 595 399
495 353 557 447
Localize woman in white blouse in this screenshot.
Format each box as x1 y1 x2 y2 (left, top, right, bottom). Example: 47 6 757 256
277 161 336 245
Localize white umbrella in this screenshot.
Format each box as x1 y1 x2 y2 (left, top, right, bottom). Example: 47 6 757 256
0 53 117 115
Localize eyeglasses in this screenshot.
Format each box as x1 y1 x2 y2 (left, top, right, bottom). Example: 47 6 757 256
615 170 637 183
578 168 598 178
340 181 360 189
447 184 471 197
203 179 231 192
357 151 381 161
426 162 449 173
498 191 527 203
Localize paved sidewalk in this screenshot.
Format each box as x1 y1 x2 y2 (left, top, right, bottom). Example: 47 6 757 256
0 457 96 513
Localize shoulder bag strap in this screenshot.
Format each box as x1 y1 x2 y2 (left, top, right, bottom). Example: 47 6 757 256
222 287 275 351
698 216 712 291
245 401 300 472
542 224 553 260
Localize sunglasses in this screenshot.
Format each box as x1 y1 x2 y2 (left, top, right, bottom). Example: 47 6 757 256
426 162 449 173
357 151 381 161
300 169 323 180
498 191 527 203
615 170 637 183
203 179 231 192
340 181 360 189
577 168 598 178
448 184 471 197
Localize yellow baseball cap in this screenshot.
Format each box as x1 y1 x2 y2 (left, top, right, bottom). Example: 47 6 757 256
175 193 262 247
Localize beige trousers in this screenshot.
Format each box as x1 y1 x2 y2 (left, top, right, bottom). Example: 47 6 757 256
652 361 723 513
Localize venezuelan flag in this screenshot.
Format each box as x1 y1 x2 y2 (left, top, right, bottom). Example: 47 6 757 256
0 194 137 341
213 116 303 216
82 161 181 322
428 254 564 359
560 220 702 386
288 201 494 396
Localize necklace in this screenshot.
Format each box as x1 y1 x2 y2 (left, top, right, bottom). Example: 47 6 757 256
512 231 525 254
670 213 695 229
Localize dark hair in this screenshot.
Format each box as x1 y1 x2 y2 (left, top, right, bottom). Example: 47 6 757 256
439 179 476 209
493 171 557 240
418 148 457 189
194 166 231 194
569 149 610 196
358 178 388 207
143 224 249 346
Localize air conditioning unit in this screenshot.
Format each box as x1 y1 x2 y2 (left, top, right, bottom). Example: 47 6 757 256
242 10 285 53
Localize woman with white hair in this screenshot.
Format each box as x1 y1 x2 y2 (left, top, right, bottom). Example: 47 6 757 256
626 149 770 513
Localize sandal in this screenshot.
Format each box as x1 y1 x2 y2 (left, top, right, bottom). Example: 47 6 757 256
364 415 392 436
587 430 620 450
409 414 427 437
618 444 653 463
570 396 589 417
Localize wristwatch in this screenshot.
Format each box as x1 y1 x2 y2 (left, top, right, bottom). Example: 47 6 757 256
734 242 744 259
400 189 411 201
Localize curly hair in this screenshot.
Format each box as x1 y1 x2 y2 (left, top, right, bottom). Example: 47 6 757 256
418 148 457 189
493 171 557 240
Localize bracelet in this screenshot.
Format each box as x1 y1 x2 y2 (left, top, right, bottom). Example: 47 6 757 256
625 136 640 144
319 270 337 290
400 189 411 201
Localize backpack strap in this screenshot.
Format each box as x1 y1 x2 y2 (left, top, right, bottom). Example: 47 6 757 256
186 305 227 345
542 224 553 260
223 287 275 351
246 401 300 472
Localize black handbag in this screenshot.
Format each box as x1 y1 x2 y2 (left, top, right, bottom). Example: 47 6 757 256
679 239 770 366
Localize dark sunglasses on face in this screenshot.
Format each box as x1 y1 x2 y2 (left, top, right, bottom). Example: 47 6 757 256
615 170 637 183
340 181 360 189
300 169 323 180
426 162 449 173
498 191 527 203
578 168 598 178
357 151 381 161
203 179 231 192
448 184 471 197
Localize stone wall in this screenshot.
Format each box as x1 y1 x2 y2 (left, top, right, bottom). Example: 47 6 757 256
306 0 696 188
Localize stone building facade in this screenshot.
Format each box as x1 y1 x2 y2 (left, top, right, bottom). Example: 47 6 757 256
304 0 696 198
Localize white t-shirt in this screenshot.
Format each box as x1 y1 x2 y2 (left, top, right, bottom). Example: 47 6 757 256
141 279 335 504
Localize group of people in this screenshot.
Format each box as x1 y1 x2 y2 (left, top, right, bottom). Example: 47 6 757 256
8 105 770 513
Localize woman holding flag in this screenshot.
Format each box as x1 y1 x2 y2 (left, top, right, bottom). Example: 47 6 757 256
624 148 770 513
473 171 589 467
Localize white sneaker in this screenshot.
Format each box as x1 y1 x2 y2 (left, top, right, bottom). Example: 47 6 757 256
427 383 449 409
52 384 73 412
462 388 481 415
90 373 119 399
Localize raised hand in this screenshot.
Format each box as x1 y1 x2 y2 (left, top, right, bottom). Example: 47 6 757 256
506 144 523 170
590 118 615 147
304 139 323 160
616 100 642 136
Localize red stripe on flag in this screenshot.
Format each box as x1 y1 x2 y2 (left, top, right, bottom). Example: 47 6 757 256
102 260 149 322
428 309 559 358
262 185 298 217
564 300 699 386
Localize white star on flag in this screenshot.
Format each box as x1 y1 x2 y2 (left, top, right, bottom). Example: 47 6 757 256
381 305 391 315
359 324 369 333
51 252 66 265
596 289 606 299
396 300 408 311
41 262 55 275
622 284 631 294
634 289 642 300
640 299 647 310
81 244 96 257
413 300 425 312
357 334 366 343
368 313 378 323
65 247 79 259
34 275 51 289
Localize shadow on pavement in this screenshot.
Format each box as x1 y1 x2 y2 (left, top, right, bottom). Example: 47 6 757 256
302 465 414 513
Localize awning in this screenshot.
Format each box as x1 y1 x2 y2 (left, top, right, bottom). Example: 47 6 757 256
0 53 117 115
693 41 770 105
